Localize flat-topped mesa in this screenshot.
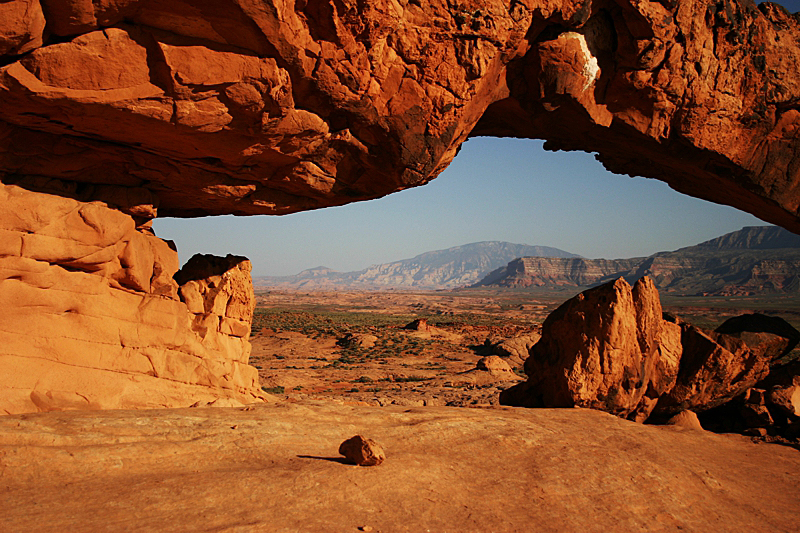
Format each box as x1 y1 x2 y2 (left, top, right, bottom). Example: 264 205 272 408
0 0 798 230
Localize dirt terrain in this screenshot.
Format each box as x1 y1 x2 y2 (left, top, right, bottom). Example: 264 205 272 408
250 289 800 407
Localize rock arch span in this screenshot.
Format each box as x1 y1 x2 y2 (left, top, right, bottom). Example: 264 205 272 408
0 0 798 413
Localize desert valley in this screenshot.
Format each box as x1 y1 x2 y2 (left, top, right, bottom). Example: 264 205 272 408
2 0 800 531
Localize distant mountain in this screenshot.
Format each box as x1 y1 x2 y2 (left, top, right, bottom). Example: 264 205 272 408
254 241 580 290
692 225 800 250
474 226 800 295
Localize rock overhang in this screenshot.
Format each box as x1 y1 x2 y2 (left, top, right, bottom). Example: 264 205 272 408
0 0 796 232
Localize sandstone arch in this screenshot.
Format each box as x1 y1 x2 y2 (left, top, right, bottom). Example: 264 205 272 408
0 0 798 413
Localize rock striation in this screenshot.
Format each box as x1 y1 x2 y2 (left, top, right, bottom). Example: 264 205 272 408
501 277 800 428
476 256 642 288
0 183 262 415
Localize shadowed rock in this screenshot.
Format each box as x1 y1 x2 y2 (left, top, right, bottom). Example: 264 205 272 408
339 435 386 466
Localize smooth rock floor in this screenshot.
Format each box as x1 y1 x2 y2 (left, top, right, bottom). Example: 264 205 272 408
1 401 798 532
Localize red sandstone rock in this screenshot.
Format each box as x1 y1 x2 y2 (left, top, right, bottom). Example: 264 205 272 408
715 313 800 362
665 410 704 431
0 0 44 56
338 435 386 466
518 277 672 419
485 333 541 366
476 355 515 376
503 278 784 426
0 0 797 232
336 332 379 349
652 322 775 416
403 318 430 332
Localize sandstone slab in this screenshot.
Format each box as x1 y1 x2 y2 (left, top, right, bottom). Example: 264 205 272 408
1 401 798 532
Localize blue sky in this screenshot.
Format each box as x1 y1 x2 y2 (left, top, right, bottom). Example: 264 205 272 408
155 0 800 277
154 138 766 276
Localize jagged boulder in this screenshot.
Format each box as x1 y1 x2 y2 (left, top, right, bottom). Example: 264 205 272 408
651 317 777 417
175 254 257 361
502 277 795 430
698 360 800 439
715 313 800 363
504 277 676 420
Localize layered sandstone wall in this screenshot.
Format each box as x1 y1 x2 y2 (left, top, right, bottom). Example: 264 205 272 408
0 183 262 414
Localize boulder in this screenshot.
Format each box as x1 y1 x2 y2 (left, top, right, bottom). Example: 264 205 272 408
484 333 541 365
698 361 800 439
476 356 514 376
403 319 430 332
514 277 673 420
337 333 379 350
715 313 800 363
652 322 775 417
502 277 790 432
338 435 386 466
665 411 704 431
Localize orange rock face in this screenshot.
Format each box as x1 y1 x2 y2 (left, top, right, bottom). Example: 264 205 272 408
0 184 262 415
0 0 798 229
503 277 799 426
513 277 676 419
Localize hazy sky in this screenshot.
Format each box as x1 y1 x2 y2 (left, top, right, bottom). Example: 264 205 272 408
153 1 799 277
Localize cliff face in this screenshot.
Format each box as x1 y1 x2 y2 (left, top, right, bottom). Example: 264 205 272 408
477 257 642 287
1 0 800 413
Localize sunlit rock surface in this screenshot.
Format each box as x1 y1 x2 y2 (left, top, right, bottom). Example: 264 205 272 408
1 402 798 532
0 184 262 415
0 0 798 229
